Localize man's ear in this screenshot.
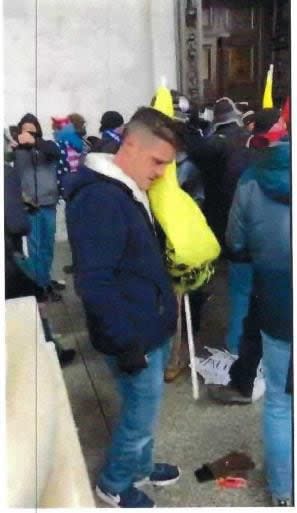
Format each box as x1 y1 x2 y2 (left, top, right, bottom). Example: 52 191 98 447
124 132 135 146
123 133 139 154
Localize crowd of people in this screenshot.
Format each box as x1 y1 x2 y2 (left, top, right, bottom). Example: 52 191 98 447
4 91 292 507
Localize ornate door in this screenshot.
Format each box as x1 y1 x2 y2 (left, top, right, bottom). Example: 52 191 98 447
176 0 275 107
202 0 269 106
272 0 290 106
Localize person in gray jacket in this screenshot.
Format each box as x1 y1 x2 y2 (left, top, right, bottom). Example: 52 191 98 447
14 113 60 294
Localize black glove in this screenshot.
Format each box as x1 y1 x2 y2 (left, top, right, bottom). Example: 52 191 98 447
117 347 148 375
24 203 39 214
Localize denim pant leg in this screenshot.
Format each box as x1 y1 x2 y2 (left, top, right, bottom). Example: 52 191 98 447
225 262 253 355
42 206 56 286
136 342 170 478
27 207 56 288
262 332 292 501
28 207 56 287
27 209 44 287
98 342 169 494
229 292 262 396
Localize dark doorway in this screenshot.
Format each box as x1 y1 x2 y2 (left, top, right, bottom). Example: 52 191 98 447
201 0 273 107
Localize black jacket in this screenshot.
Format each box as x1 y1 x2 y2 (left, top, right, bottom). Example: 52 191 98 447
4 164 30 286
189 122 250 247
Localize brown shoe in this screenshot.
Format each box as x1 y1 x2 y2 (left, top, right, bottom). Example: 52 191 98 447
164 367 186 383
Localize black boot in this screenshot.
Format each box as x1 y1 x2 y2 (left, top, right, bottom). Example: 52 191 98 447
57 348 76 367
63 264 74 274
41 317 54 342
41 318 76 367
50 279 66 291
46 284 63 302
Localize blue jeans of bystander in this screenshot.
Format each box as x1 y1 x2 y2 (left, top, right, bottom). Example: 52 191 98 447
262 331 292 501
225 262 253 355
27 206 56 288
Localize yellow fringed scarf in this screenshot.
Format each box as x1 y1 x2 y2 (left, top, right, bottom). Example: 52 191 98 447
148 86 221 292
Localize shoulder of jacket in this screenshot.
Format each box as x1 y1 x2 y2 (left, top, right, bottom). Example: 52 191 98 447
76 176 133 205
237 168 259 196
240 166 257 182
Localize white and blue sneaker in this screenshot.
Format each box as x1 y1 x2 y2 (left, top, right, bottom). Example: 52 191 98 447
95 483 155 508
134 463 181 488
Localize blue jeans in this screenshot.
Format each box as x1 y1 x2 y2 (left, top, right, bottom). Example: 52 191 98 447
225 262 253 355
27 206 56 288
97 342 170 494
262 332 292 501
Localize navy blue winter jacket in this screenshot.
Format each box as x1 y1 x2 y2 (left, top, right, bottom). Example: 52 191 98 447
65 166 177 357
226 140 292 342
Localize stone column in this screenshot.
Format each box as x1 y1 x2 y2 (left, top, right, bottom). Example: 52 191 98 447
195 0 204 104
174 0 204 103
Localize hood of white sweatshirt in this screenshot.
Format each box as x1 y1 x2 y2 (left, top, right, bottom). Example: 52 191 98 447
84 153 153 222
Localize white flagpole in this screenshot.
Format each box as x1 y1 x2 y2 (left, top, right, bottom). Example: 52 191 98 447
184 293 199 400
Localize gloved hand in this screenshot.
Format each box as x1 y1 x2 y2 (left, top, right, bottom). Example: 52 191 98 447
117 347 148 375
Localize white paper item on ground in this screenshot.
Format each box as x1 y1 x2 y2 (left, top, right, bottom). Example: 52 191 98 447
194 347 237 385
193 346 265 394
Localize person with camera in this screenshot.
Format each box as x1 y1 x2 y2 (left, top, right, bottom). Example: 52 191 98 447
14 113 61 298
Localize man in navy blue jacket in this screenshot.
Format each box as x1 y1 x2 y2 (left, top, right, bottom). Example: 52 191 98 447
65 107 181 508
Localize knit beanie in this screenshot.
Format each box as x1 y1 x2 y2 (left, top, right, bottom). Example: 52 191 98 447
253 108 280 134
100 111 124 132
249 108 287 148
52 116 71 130
213 97 242 128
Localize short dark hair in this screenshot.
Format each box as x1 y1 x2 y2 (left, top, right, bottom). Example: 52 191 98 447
124 107 183 150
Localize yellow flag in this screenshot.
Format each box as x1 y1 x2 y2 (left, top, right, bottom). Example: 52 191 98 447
153 85 174 118
263 64 274 108
148 85 221 292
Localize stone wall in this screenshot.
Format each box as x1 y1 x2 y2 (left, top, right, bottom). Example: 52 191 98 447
4 0 177 138
4 0 177 241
